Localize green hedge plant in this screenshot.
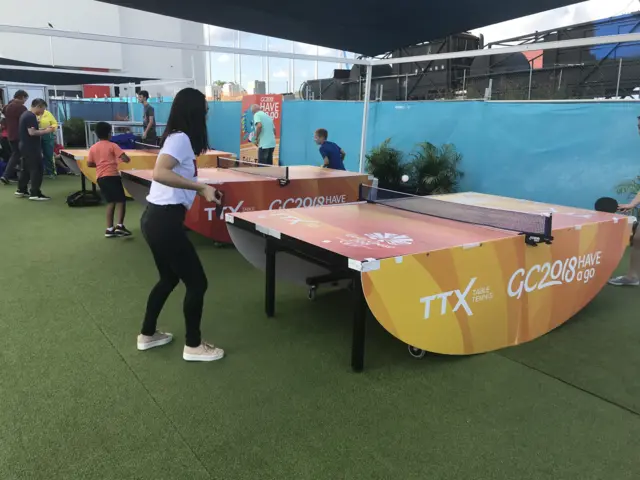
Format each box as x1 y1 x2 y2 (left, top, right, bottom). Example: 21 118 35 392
365 139 464 195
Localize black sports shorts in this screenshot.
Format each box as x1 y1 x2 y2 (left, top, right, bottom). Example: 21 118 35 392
97 175 126 203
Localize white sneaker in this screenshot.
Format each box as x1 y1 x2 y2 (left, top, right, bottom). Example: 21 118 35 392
137 331 173 351
183 342 225 362
607 276 640 286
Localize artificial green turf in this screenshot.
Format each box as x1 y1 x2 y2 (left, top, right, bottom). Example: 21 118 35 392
0 176 639 479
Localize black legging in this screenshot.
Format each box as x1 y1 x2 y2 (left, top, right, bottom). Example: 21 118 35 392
140 202 208 347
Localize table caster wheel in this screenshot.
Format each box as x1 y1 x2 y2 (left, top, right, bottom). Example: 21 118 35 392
308 286 317 300
408 345 426 359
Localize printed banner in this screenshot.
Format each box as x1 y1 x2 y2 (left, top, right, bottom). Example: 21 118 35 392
363 221 629 355
360 194 633 355
240 94 283 165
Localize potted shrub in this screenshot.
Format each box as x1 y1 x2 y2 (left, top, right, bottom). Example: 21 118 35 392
616 176 640 199
365 138 410 191
409 142 464 196
62 117 87 147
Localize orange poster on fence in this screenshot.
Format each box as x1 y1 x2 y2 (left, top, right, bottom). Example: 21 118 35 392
240 94 283 165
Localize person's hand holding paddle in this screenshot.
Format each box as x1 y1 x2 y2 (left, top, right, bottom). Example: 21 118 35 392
618 203 636 213
595 197 637 213
617 190 640 213
595 195 640 246
197 184 221 204
154 154 222 207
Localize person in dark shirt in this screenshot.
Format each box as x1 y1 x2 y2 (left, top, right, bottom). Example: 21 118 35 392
314 128 346 170
138 90 157 145
15 99 55 201
0 90 29 184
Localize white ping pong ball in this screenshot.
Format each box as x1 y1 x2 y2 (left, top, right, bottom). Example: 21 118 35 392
401 175 409 183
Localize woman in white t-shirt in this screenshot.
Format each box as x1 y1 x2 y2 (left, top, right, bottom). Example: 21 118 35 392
136 88 224 362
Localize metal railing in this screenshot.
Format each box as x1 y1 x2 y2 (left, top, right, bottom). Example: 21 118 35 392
83 120 167 148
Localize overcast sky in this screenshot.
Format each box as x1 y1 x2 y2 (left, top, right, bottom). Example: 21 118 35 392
471 0 640 43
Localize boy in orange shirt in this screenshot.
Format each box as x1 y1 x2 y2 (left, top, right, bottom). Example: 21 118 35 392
87 122 132 237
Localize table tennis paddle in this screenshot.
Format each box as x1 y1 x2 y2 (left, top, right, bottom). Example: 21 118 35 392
215 189 224 219
594 196 638 245
594 197 619 213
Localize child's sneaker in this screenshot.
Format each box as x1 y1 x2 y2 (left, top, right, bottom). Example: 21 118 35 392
137 331 173 351
14 189 29 198
105 227 118 238
115 224 132 237
183 342 225 362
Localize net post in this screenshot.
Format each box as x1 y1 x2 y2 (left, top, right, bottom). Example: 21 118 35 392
544 213 553 242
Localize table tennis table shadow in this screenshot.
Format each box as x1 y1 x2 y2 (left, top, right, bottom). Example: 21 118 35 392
226 186 634 373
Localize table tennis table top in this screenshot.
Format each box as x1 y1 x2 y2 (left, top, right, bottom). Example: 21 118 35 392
60 148 231 159
227 192 631 262
122 165 372 184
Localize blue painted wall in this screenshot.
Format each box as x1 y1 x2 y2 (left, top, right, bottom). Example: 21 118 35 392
277 100 640 209
208 101 241 154
279 101 364 171
365 101 639 209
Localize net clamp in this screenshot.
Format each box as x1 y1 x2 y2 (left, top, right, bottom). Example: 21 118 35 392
522 233 554 247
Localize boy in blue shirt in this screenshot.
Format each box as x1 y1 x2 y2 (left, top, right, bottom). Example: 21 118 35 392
314 128 346 170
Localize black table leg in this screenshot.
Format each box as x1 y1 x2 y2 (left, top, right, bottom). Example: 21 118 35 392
81 173 87 193
265 238 276 318
351 274 366 373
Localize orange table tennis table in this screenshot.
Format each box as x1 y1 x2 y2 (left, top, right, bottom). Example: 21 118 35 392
121 161 374 244
60 148 234 199
225 186 634 372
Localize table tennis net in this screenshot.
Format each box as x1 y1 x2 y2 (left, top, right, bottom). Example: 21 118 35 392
360 185 552 237
133 141 160 151
217 157 289 181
